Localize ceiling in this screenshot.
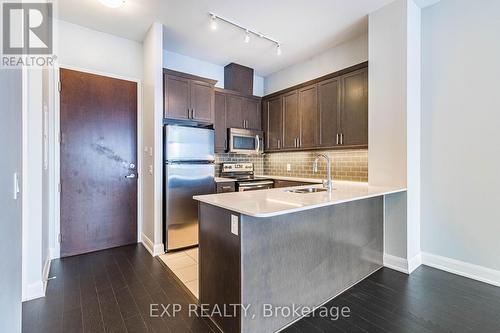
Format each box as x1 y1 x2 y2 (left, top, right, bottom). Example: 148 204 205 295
56 0 394 76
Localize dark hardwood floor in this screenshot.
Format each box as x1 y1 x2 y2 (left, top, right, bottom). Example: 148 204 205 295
22 244 500 333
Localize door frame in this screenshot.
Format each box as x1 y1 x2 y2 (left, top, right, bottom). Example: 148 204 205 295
53 64 143 259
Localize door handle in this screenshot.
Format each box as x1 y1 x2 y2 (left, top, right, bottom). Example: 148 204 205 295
125 173 136 179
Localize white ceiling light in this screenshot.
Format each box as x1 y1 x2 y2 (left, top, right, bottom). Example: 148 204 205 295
210 14 218 30
99 0 125 8
208 12 282 55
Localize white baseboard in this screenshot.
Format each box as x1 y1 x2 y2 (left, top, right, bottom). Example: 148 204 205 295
421 252 500 287
408 253 422 273
141 233 164 257
23 281 44 302
42 257 52 294
383 254 409 274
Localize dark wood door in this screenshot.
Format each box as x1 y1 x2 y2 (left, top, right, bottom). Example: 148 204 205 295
190 80 214 122
225 94 244 128
242 97 261 130
164 74 190 120
214 92 227 152
298 84 318 148
60 68 138 257
265 96 283 150
340 68 368 146
282 90 300 149
319 77 341 147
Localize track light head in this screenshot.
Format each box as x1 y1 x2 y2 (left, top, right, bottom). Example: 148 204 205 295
210 14 217 30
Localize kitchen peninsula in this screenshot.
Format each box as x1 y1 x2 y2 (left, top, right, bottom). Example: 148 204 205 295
194 182 405 333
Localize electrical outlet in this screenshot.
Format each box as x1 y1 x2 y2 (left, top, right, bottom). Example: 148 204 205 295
231 214 239 236
286 163 291 172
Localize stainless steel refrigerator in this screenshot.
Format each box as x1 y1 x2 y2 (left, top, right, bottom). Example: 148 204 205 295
164 125 215 251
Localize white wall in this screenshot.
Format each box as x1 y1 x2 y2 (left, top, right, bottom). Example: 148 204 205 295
263 34 368 95
141 23 164 255
57 20 143 80
368 0 421 270
421 0 500 272
22 68 48 301
163 50 264 96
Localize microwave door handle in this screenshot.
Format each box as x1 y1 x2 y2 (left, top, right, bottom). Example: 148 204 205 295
255 135 260 153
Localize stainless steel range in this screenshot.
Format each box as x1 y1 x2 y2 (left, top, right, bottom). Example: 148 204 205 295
221 163 274 192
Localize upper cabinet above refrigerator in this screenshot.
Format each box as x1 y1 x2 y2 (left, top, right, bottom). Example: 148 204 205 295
163 69 217 124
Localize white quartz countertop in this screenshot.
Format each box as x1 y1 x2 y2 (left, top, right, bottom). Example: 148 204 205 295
194 181 406 217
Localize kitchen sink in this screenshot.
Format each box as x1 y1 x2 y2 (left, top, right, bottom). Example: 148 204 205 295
285 187 330 194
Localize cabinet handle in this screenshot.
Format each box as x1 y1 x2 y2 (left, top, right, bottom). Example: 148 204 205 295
340 133 344 145
192 108 196 119
336 133 339 145
224 138 227 150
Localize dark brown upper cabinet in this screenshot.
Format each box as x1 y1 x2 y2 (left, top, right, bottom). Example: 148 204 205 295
299 84 319 148
262 62 368 152
318 77 341 147
339 68 368 146
225 94 243 129
163 69 216 123
242 97 261 130
264 96 283 150
282 90 300 149
214 91 227 153
213 88 262 153
224 63 254 96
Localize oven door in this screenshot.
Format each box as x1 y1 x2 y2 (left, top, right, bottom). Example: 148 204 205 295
228 128 264 154
238 180 274 192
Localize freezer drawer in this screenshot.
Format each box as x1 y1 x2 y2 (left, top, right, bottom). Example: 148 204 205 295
165 163 215 250
164 125 215 161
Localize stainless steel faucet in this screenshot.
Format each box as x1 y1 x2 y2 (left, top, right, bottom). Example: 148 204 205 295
313 154 333 191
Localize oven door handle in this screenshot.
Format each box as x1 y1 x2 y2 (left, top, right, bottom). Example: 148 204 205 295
255 135 260 154
239 184 272 192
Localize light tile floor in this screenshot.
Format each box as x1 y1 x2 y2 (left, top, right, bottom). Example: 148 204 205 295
159 247 199 298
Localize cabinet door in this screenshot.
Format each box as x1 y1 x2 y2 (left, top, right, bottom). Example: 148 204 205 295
298 84 318 148
214 92 227 153
190 80 214 123
282 90 300 149
318 77 341 147
225 95 244 129
242 97 261 130
340 68 368 146
265 96 282 150
164 74 190 120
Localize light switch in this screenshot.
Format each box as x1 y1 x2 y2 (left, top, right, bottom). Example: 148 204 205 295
231 214 239 236
286 163 291 171
13 172 20 200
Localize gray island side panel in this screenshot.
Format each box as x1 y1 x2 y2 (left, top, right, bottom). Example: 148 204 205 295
240 196 384 333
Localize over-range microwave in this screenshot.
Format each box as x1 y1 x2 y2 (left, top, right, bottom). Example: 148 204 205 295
228 128 264 154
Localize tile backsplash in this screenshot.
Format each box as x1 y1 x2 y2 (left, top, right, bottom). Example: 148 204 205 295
263 149 368 182
215 153 264 175
216 149 368 182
